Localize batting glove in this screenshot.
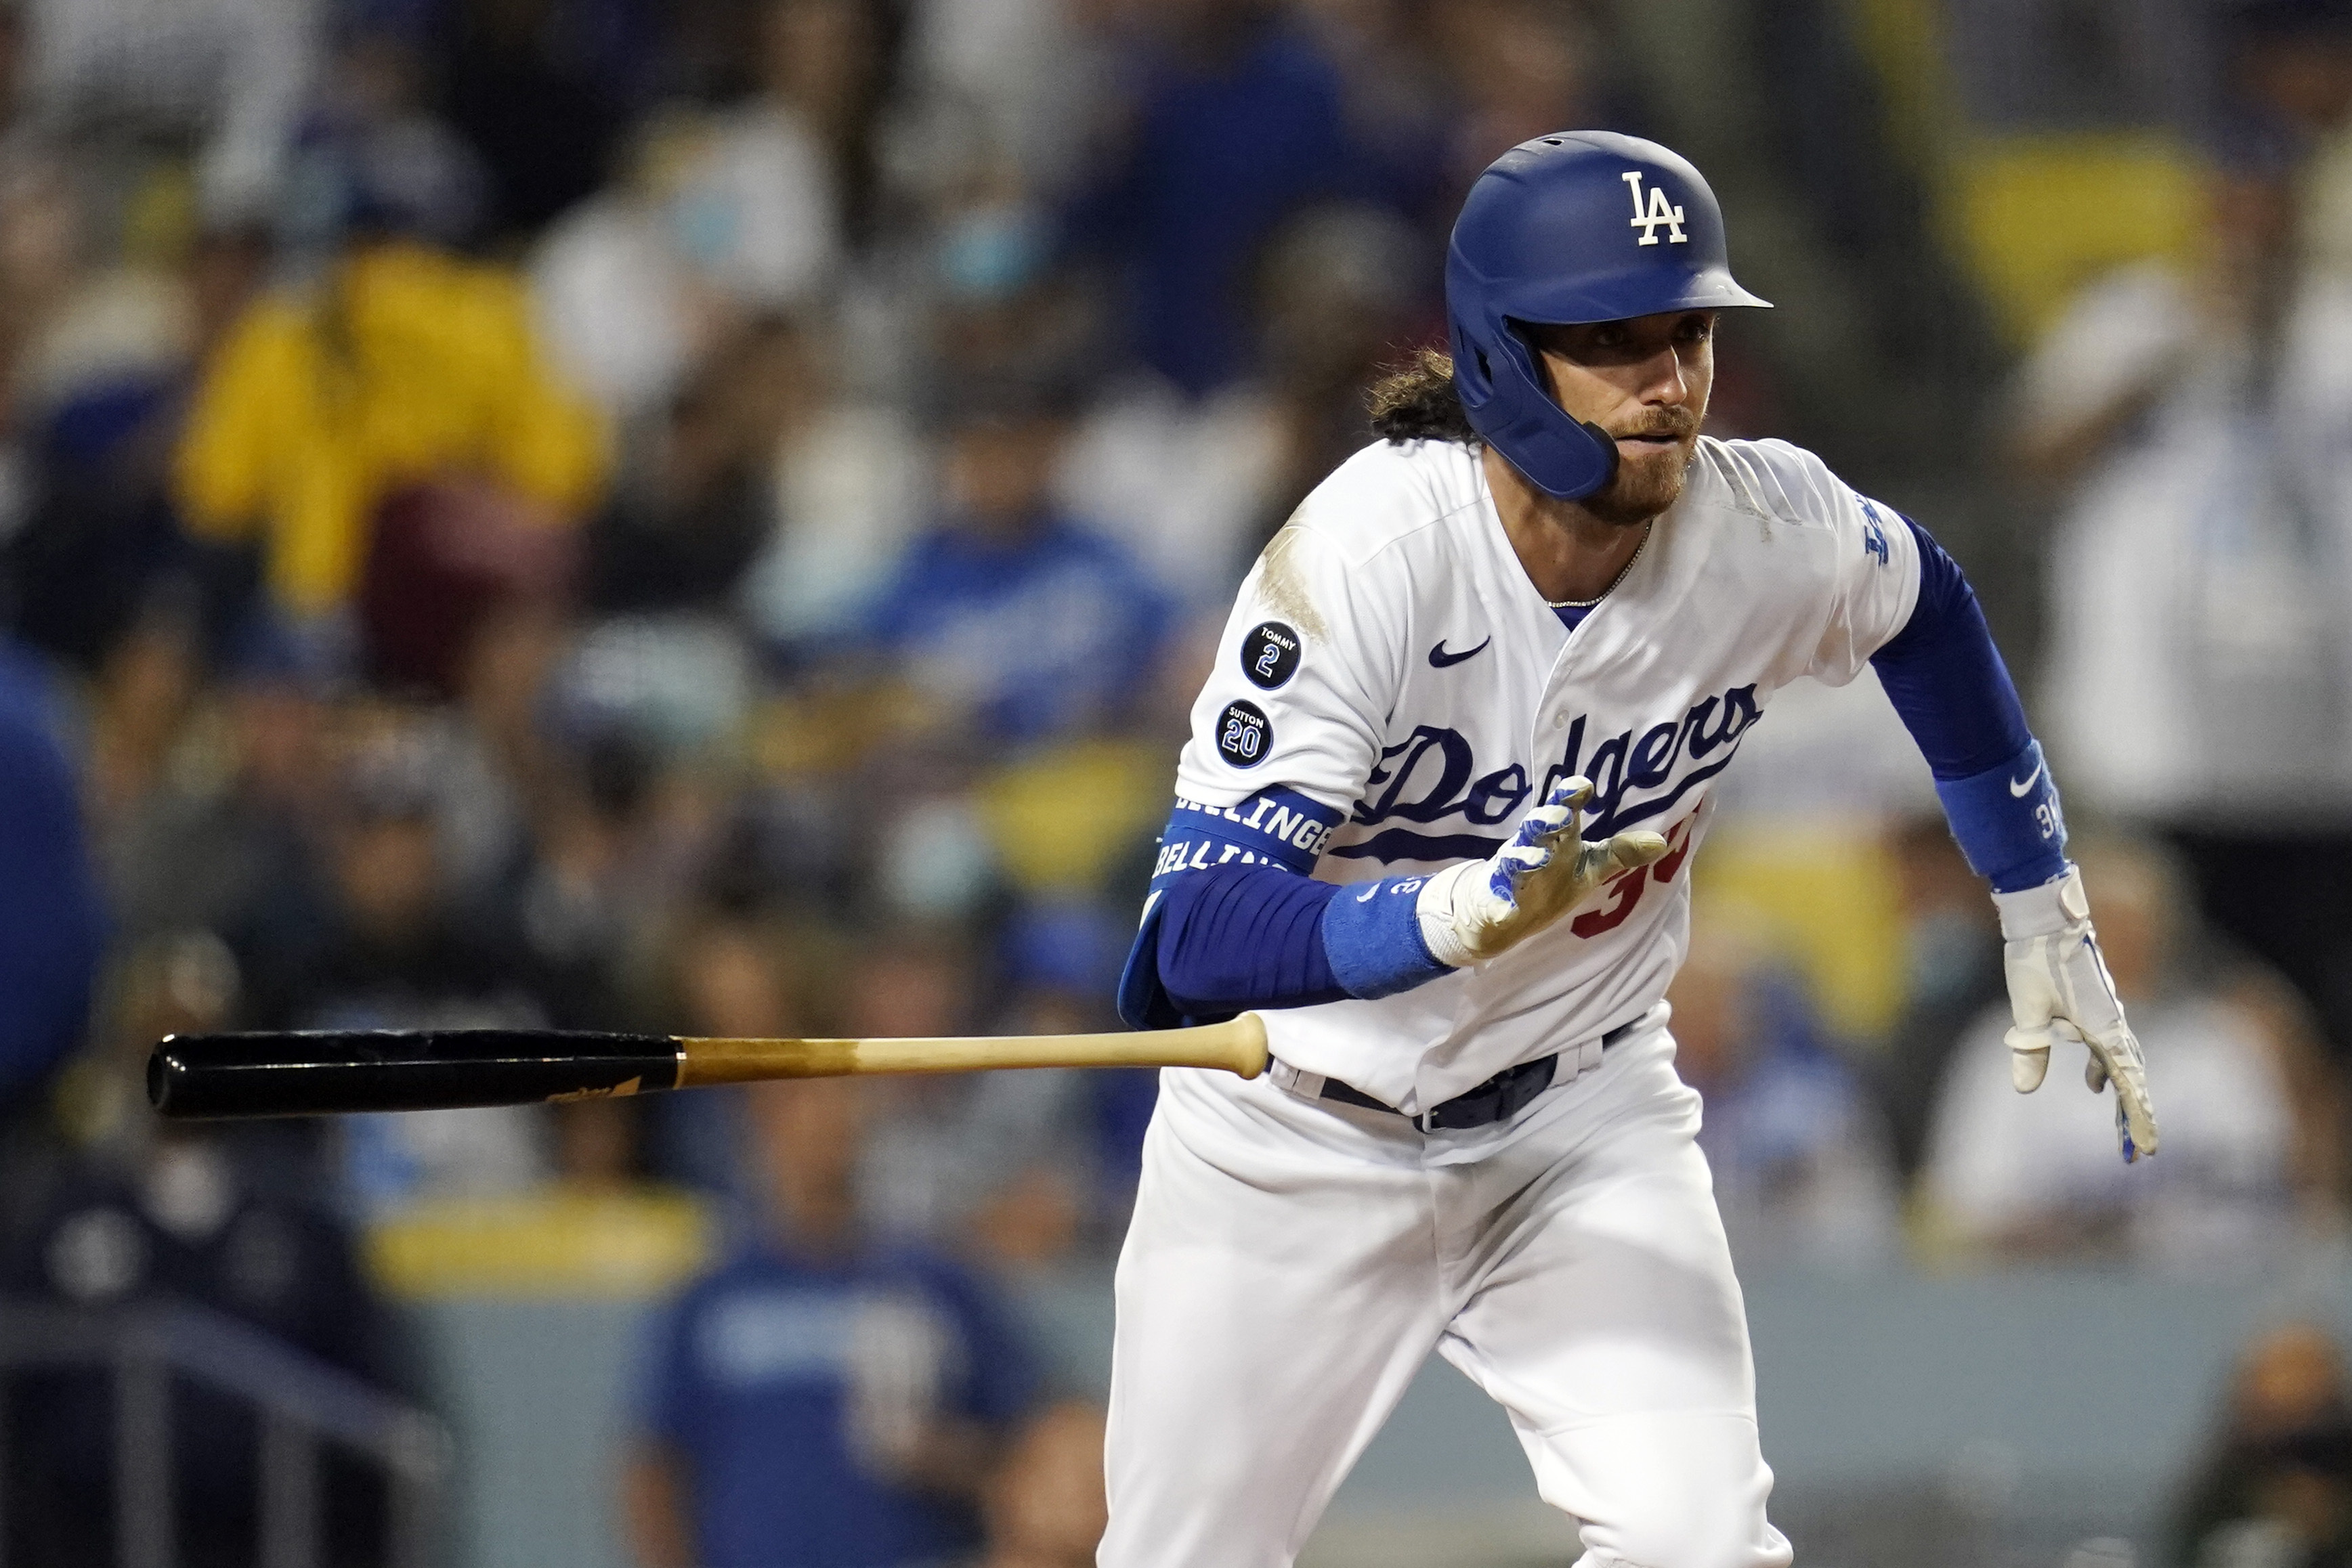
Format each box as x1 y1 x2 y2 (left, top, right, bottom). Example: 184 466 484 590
1992 863 2160 1163
1415 777 1669 968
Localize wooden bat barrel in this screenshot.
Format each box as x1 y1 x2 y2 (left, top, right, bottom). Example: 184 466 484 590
149 1031 685 1119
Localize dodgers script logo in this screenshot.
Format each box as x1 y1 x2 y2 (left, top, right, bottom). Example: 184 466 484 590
1623 171 1688 246
1333 683 1762 863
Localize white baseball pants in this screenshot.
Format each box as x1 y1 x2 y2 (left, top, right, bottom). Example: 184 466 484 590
1098 1018 1793 1568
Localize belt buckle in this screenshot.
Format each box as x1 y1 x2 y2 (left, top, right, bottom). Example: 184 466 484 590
1417 1053 1558 1133
1415 1093 1462 1134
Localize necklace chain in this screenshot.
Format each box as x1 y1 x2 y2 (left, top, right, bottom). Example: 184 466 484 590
1547 521 1654 609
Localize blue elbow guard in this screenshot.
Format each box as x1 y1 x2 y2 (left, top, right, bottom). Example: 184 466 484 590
1933 739 2069 893
1320 876 1451 999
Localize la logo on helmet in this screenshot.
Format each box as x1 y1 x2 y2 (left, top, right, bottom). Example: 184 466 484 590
1621 171 1688 246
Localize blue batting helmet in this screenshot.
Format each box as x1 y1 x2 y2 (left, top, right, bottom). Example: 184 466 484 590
1446 131 1770 501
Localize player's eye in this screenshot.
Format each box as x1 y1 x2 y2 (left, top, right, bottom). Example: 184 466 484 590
1676 315 1714 343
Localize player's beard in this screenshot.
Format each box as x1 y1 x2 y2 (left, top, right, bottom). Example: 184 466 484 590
1583 410 1701 527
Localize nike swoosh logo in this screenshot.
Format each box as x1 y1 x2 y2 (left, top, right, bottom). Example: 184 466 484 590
1428 638 1491 668
2009 760 2045 798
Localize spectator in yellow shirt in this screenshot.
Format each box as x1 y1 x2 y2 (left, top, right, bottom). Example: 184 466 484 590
174 232 607 634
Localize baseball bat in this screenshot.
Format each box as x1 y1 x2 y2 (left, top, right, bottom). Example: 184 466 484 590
146 1015 1269 1120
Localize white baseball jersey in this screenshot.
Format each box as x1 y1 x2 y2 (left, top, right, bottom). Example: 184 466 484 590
1167 433 1921 1114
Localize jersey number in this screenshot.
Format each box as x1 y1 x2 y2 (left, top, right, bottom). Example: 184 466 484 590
1569 810 1697 939
1221 714 1264 761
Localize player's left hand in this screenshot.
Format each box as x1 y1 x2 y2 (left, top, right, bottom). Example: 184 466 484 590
1992 863 2159 1163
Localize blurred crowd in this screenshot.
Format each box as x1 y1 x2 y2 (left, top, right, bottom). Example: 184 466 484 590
0 0 1652 1230
0 0 2346 1564
0 1 1639 1562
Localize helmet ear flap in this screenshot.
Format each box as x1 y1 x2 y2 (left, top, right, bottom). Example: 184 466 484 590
1572 419 1620 492
1478 313 1619 502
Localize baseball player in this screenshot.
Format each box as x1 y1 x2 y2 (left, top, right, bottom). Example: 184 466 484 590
1105 131 2160 1568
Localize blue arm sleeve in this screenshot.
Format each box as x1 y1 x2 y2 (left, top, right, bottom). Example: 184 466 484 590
1147 865 1349 1023
1869 518 2068 892
1115 789 1449 1028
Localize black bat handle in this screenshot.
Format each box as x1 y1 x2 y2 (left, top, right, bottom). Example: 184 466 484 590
148 1031 684 1119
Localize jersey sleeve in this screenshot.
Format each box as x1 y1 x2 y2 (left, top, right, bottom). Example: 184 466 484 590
1805 486 1923 687
1171 521 1401 816
1121 519 1413 1028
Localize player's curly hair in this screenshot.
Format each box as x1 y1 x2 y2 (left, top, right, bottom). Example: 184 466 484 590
1366 348 1478 446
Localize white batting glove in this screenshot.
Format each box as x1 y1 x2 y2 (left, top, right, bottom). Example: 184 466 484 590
1415 777 1669 968
1992 863 2159 1163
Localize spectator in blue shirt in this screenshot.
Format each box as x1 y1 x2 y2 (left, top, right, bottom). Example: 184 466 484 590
862 389 1174 753
1063 0 1366 397
624 1074 1039 1568
0 635 104 1105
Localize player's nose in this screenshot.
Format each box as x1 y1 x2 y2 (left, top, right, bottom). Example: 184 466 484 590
1636 346 1695 405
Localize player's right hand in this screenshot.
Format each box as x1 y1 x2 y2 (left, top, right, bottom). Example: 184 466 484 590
1414 777 1669 969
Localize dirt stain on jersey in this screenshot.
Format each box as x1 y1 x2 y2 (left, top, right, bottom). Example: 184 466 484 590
1255 519 1328 643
